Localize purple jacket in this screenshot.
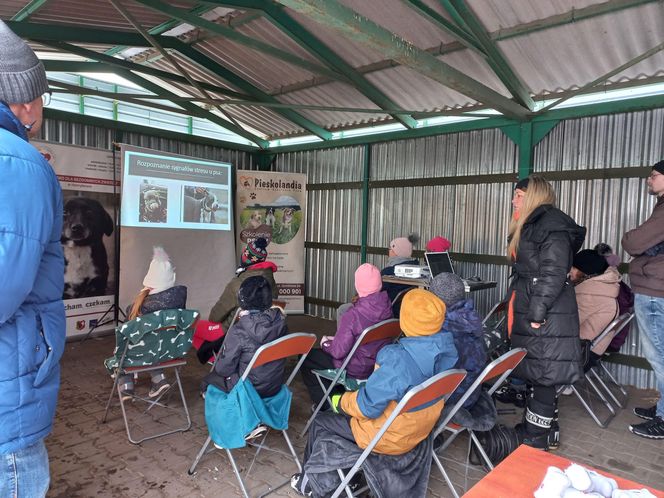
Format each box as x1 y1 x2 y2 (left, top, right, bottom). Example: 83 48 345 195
322 291 393 379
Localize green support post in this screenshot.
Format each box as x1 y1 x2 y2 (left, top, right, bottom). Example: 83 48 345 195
112 84 119 121
360 144 371 263
78 76 85 115
187 117 193 135
518 122 533 180
252 152 275 171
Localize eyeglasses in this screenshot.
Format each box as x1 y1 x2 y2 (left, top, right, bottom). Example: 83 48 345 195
648 171 663 180
41 91 52 107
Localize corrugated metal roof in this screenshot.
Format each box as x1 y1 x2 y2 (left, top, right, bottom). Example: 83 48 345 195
4 0 663 141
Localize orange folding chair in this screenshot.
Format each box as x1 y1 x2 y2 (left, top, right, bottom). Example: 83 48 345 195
432 348 528 498
301 318 402 436
328 369 466 498
188 332 316 498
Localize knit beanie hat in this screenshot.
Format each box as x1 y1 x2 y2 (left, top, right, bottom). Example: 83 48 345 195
399 289 446 337
143 246 176 294
653 160 664 175
515 178 529 191
429 272 466 307
426 236 451 253
241 237 268 267
238 275 272 311
573 249 609 277
390 233 419 258
354 263 382 298
0 21 49 105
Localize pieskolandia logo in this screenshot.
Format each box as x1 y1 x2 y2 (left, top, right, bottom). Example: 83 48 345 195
240 175 302 191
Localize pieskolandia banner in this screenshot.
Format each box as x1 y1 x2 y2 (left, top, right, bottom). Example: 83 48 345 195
236 170 307 313
34 140 119 338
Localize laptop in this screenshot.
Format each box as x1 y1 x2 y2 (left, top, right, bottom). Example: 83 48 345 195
424 251 455 278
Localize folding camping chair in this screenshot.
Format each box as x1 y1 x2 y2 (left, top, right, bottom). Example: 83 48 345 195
102 309 199 444
433 348 528 498
300 318 402 436
188 332 317 498
328 369 466 498
560 313 634 428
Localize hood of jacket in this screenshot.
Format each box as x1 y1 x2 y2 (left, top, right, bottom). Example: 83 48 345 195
353 291 392 322
398 332 458 378
575 266 620 299
523 204 586 253
233 307 283 341
0 103 28 141
443 299 483 339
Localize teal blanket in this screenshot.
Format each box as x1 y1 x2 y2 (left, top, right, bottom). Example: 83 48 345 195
205 379 292 449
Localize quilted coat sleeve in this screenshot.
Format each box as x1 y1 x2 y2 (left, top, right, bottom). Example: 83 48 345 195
214 325 243 379
322 308 357 360
528 231 573 323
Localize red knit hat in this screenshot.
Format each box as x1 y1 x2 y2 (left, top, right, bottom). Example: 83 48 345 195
426 236 451 253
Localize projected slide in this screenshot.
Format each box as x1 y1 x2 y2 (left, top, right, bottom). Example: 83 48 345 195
121 149 231 231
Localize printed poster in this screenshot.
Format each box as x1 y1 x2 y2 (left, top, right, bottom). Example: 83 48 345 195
34 140 119 338
236 170 307 313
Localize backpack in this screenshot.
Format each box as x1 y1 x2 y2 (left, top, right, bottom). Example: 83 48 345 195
607 281 635 352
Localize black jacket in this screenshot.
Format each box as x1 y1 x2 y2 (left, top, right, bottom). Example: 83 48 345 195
509 205 586 387
202 307 287 397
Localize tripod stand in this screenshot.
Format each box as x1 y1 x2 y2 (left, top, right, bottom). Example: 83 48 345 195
80 302 126 342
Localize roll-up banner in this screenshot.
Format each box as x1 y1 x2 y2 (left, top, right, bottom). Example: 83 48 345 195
33 141 119 338
235 170 307 313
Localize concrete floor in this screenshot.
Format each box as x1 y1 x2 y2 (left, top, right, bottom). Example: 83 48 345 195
46 314 664 497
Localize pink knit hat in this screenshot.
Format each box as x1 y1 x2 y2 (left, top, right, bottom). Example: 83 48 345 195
390 233 419 258
426 236 451 253
354 263 382 297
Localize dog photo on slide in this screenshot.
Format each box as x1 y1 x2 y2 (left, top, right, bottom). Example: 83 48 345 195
61 196 114 299
139 181 168 223
182 185 228 224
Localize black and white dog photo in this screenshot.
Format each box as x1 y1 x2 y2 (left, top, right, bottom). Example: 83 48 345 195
139 186 167 223
61 197 114 299
265 207 276 227
183 187 221 223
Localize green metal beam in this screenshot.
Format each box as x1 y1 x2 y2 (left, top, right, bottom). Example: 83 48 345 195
43 107 259 151
402 0 485 54
42 56 250 100
173 41 333 139
117 69 269 148
265 0 530 120
105 3 215 57
517 122 533 180
444 0 535 111
204 0 420 129
6 21 153 46
360 144 370 263
268 93 664 153
133 0 343 80
10 0 50 21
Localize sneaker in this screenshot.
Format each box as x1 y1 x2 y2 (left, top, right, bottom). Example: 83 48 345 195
633 405 657 421
290 473 313 497
629 416 664 439
245 424 268 441
560 386 574 396
148 378 171 398
494 385 526 408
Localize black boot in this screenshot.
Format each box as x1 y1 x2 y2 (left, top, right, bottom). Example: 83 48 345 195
521 392 554 451
548 395 560 450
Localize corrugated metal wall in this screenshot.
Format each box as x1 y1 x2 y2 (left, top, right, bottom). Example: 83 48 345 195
39 118 257 169
274 108 664 389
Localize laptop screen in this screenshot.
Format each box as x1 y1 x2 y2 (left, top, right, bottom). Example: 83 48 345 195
425 252 455 277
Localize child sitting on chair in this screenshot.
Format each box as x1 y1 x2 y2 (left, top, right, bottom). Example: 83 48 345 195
300 263 393 407
291 289 458 497
119 246 187 400
201 276 287 398
209 237 278 332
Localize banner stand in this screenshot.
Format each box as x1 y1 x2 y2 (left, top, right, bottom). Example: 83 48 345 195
79 139 125 341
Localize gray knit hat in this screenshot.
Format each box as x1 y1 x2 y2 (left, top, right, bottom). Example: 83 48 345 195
0 20 49 104
430 272 466 307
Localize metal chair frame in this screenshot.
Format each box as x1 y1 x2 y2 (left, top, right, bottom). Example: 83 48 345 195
433 348 528 498
300 318 402 436
188 332 317 498
329 369 467 498
102 325 192 444
560 312 634 428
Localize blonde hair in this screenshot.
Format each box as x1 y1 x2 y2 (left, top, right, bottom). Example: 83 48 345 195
507 175 556 258
128 287 151 321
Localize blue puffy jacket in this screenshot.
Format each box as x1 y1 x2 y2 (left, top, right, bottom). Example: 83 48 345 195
0 103 66 454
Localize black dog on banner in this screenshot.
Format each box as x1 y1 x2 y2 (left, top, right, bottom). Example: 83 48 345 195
61 197 114 299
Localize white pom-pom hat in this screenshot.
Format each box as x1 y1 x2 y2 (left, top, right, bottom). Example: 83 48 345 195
143 246 176 294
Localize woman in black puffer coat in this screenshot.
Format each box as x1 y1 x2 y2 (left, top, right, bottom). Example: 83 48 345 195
506 175 586 450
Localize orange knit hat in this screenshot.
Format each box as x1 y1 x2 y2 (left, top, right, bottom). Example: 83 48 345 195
399 289 446 337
